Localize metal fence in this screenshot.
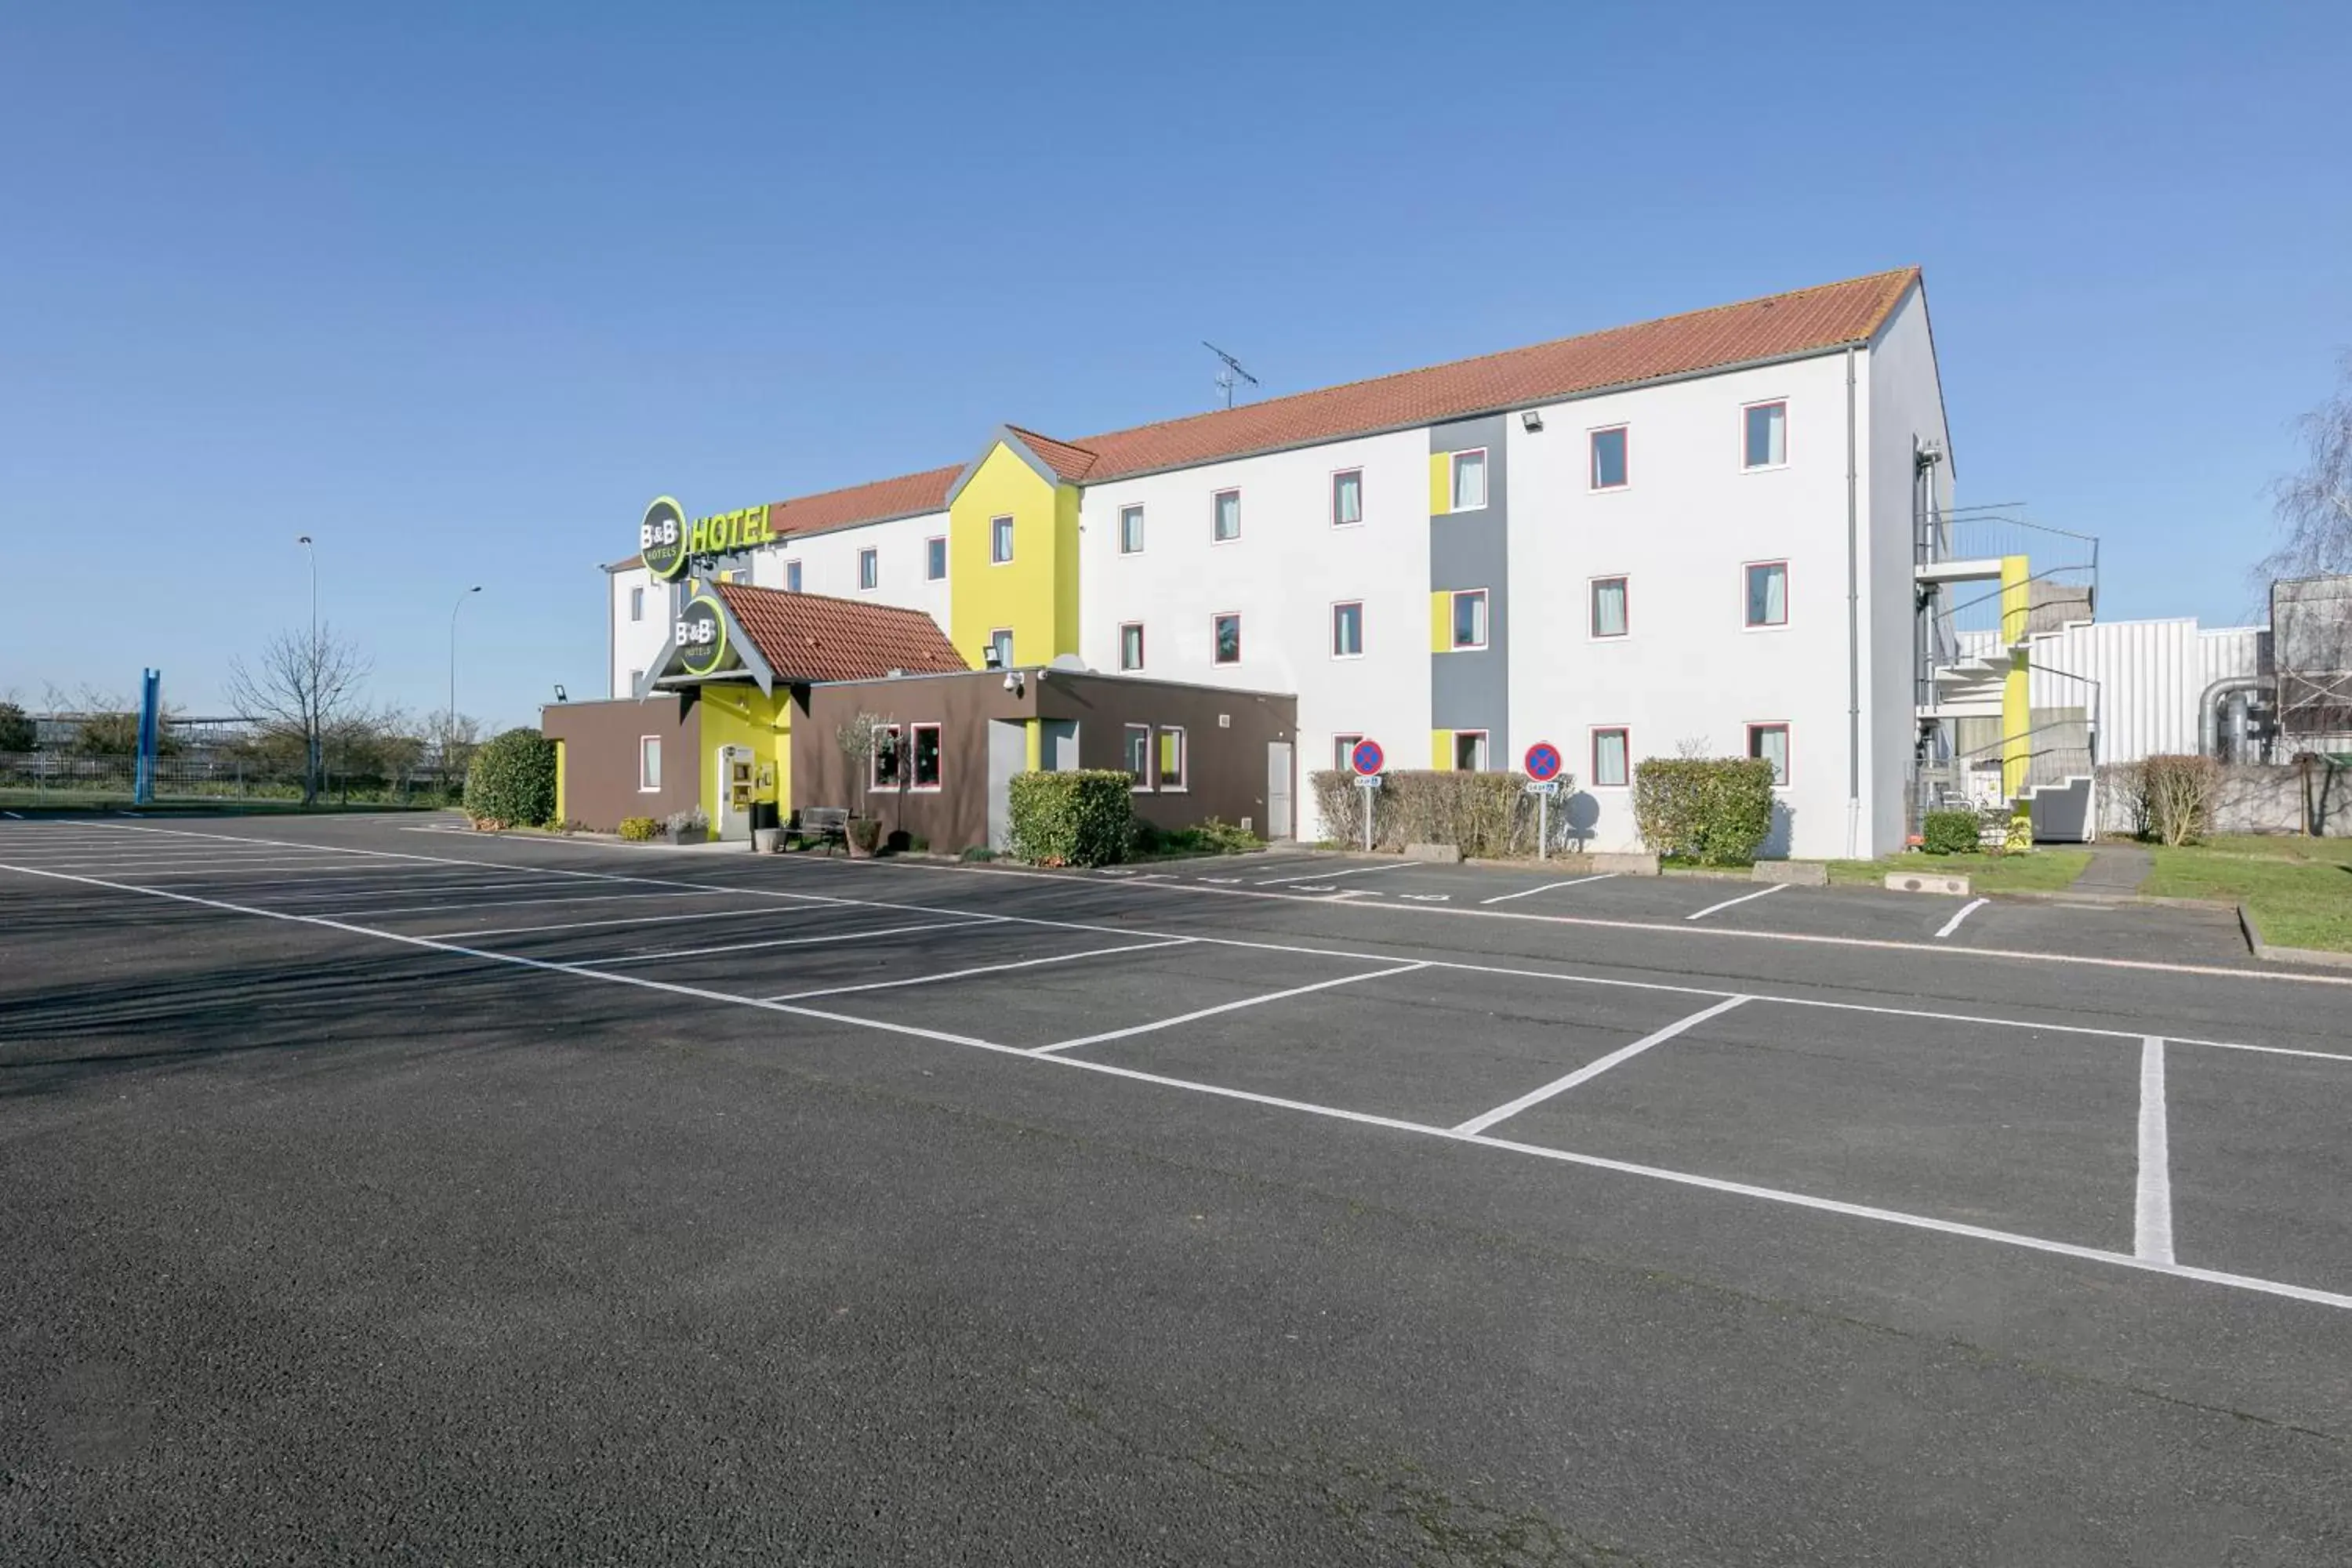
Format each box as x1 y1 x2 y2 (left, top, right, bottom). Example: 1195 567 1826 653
0 753 463 806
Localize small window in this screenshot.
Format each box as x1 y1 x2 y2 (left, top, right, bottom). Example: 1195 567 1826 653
1212 612 1242 665
858 547 879 591
989 628 1014 670
1453 730 1488 771
1450 448 1487 511
1592 728 1629 788
1119 504 1144 554
1591 426 1628 490
1745 561 1788 627
911 723 942 789
784 560 802 593
637 735 662 791
871 724 902 789
1748 723 1790 786
1333 733 1363 771
1332 469 1363 527
626 668 644 697
1331 601 1363 658
925 535 948 581
1120 622 1145 671
1590 576 1628 638
1744 401 1788 469
629 586 644 622
1123 723 1152 787
1450 589 1488 650
1158 727 1186 790
1213 488 1241 543
991 514 1014 564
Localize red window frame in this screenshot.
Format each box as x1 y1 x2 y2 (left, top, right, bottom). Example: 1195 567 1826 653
1745 722 1791 786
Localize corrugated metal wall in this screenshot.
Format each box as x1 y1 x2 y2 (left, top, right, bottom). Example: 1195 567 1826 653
2015 619 2266 764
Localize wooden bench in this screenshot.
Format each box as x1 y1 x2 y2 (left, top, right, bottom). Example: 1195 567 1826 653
794 806 850 854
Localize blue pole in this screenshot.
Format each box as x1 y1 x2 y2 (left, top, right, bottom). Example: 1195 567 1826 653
133 668 162 806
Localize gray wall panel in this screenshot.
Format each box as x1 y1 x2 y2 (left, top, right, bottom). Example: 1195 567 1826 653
1430 413 1510 760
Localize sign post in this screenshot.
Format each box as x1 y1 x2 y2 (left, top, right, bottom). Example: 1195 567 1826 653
1348 739 1386 855
1523 740 1563 861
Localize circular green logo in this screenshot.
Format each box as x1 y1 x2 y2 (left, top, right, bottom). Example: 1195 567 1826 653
676 592 728 678
641 496 688 582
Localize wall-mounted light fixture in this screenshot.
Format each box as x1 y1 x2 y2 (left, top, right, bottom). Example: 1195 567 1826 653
1519 409 1544 433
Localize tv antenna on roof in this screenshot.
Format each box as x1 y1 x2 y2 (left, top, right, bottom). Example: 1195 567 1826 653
1203 340 1259 410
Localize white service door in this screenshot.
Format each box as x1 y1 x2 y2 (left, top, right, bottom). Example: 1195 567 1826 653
1266 742 1293 840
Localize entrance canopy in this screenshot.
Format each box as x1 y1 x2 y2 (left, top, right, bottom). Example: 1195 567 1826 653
649 583 969 697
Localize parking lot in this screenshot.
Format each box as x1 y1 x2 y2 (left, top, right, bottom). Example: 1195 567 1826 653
4 815 2350 1563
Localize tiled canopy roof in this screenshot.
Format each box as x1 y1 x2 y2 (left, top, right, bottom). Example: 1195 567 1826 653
611 270 1917 567
714 583 967 684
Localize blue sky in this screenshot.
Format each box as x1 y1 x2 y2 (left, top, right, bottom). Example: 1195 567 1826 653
4 2 2346 730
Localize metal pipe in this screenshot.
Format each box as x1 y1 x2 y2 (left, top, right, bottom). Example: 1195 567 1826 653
2197 674 2267 760
1845 344 1860 857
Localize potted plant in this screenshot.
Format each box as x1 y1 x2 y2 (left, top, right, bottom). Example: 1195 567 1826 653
845 816 884 858
836 710 888 859
667 806 710 846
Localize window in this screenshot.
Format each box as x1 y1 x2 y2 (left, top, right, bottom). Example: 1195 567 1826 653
988 628 1014 670
1212 612 1242 665
1331 601 1363 658
1590 426 1629 490
871 724 902 790
1157 727 1186 789
1592 728 1629 788
858 547 879 590
626 668 644 697
1123 724 1152 787
1333 733 1363 771
1450 589 1488 650
1744 400 1788 469
1453 730 1488 771
925 535 947 581
1590 576 1628 638
991 514 1014 564
784 560 802 593
1332 469 1363 527
1748 723 1790 786
1745 561 1788 627
637 735 662 791
1120 622 1145 671
629 586 644 622
1450 448 1487 511
911 723 942 789
1119 504 1144 554
1213 488 1241 543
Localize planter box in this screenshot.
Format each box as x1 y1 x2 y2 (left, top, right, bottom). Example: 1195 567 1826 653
1403 842 1463 863
1591 851 1660 876
1886 871 1969 896
673 828 708 846
751 826 783 853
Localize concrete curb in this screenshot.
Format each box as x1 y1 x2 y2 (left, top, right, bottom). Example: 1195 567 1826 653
1751 861 1828 886
2238 905 2352 969
1885 872 1971 896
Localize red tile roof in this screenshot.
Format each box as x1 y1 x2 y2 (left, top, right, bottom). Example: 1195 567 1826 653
607 270 1918 566
714 583 967 684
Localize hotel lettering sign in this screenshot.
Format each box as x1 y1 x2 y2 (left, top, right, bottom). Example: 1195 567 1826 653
641 495 775 583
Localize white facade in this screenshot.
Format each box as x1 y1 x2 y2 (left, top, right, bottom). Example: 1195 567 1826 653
751 510 953 626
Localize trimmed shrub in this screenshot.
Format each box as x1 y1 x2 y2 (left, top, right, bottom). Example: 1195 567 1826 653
1007 770 1134 866
1632 757 1776 865
619 815 660 842
1306 770 1575 858
959 845 996 862
2139 753 2219 846
463 728 557 828
1920 809 1980 856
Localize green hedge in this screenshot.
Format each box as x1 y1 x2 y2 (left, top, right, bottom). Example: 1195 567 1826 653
1631 757 1776 865
464 728 558 827
1306 769 1573 857
1920 809 1980 855
1007 770 1134 866
619 815 659 842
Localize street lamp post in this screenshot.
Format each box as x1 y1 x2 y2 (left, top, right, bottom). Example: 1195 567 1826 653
296 535 318 801
449 586 482 769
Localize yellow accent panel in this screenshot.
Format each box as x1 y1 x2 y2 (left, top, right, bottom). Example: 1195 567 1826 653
948 444 1080 669
1998 554 2030 646
1428 452 1449 516
2002 653 2031 800
1025 717 1042 771
696 685 793 826
1430 590 1453 654
552 739 567 824
1431 729 1452 770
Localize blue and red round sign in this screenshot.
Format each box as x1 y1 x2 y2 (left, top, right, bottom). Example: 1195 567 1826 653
1349 739 1385 777
1523 740 1563 782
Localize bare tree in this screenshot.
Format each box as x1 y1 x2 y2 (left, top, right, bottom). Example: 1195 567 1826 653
2259 350 2352 584
226 625 373 804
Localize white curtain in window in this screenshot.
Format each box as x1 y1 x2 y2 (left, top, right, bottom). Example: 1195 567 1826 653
1596 731 1627 786
1453 452 1486 510
1593 579 1626 637
1755 728 1788 784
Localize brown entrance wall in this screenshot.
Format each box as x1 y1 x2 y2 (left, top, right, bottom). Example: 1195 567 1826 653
542 695 701 831
796 673 1033 851
1040 674 1296 837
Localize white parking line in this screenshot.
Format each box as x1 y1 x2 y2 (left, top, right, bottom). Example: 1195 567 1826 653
2136 1036 2174 1265
1451 996 1754 1135
318 887 740 920
1683 884 1786 921
764 936 1194 1002
1935 898 1990 939
1479 873 1618 906
9 858 2351 1314
590 916 1002 966
1253 862 1407 887
434 900 830 939
1033 962 1428 1054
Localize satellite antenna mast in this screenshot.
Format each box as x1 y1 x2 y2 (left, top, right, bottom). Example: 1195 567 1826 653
1203 340 1259 410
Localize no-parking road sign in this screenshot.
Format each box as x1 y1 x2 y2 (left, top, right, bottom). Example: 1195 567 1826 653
1349 739 1386 777
1523 740 1563 782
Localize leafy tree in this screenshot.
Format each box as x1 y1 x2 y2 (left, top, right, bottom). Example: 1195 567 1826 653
0 702 35 753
